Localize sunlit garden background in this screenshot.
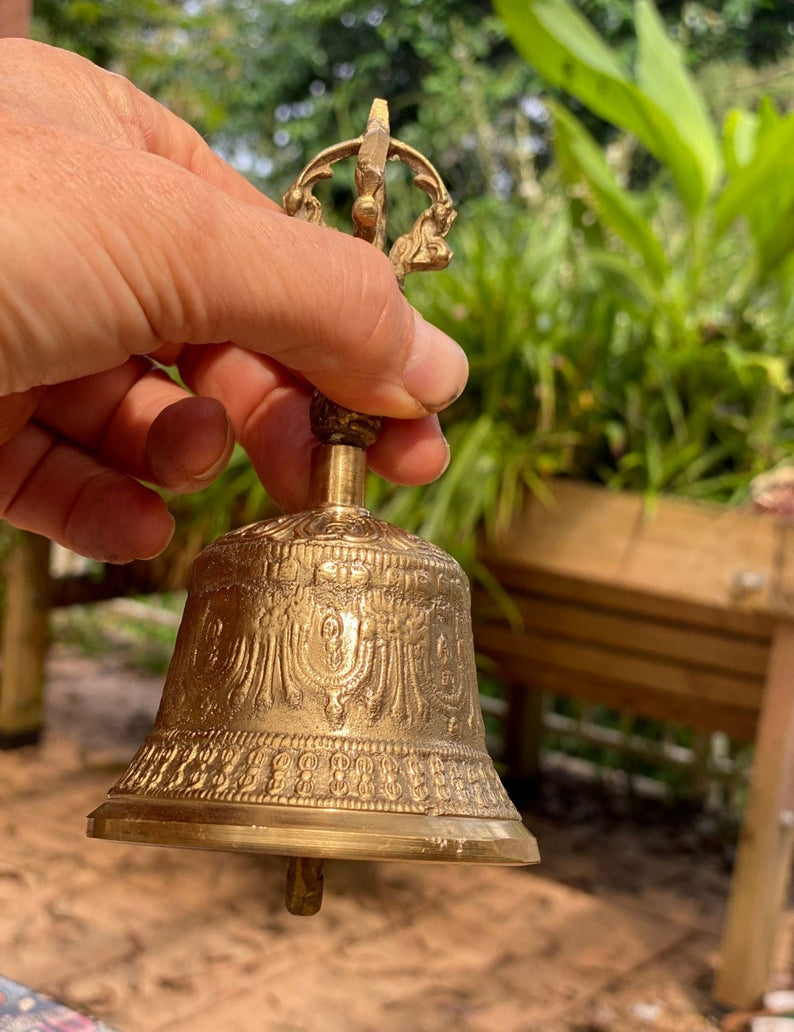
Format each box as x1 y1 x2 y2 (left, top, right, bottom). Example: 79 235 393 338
27 0 794 796
2 4 794 1027
27 0 793 557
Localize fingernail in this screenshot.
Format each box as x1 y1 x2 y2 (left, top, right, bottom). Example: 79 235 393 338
402 313 468 413
138 513 176 561
439 435 451 476
190 419 235 487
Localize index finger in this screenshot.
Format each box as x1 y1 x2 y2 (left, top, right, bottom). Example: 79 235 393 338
178 343 452 511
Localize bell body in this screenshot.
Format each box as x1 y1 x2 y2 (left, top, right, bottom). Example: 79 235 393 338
88 502 538 866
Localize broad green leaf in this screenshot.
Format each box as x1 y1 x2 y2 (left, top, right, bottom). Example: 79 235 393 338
494 0 717 212
551 102 669 284
498 0 627 79
635 0 721 193
758 95 782 135
723 109 758 174
715 113 794 276
724 346 791 392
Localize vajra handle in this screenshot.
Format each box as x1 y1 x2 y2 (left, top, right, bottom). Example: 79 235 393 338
280 108 457 911
282 99 457 454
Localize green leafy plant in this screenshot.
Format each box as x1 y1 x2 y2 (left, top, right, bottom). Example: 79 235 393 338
496 0 794 279
378 0 794 569
32 0 793 575
494 0 794 490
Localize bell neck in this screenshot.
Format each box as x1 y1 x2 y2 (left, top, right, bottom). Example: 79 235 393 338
309 443 368 509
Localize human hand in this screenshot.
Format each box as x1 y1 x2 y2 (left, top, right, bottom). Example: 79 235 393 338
0 40 467 562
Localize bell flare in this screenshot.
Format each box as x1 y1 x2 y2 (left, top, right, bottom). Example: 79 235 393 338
87 798 538 865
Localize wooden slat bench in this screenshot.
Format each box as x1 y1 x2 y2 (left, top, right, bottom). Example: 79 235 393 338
474 479 794 1010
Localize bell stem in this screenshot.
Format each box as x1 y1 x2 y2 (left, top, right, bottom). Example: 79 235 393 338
309 443 367 508
285 856 325 916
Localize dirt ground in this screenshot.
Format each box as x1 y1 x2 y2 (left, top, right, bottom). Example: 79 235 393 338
1 647 790 1032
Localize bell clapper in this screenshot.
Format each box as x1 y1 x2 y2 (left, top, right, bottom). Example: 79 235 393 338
285 856 325 916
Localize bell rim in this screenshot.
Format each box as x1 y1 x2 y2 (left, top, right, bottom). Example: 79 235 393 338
87 796 540 866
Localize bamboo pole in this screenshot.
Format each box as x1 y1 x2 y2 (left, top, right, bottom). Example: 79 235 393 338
0 532 52 747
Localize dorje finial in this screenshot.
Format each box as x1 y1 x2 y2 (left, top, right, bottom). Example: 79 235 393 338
283 97 456 289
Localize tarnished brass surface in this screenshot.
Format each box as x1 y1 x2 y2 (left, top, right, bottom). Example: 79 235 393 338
309 393 381 450
286 857 324 917
309 444 367 508
86 801 536 864
87 100 539 912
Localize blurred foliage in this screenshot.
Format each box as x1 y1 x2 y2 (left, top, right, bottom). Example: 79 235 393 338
50 594 183 674
32 0 794 203
32 0 536 201
697 53 794 124
381 0 794 569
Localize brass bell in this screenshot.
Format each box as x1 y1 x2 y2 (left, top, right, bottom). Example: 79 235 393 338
87 100 539 914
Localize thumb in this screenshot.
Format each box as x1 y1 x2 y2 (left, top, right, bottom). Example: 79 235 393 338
192 208 469 417
136 185 468 418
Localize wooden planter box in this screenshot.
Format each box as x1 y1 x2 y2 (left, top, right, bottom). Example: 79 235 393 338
474 479 794 1010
